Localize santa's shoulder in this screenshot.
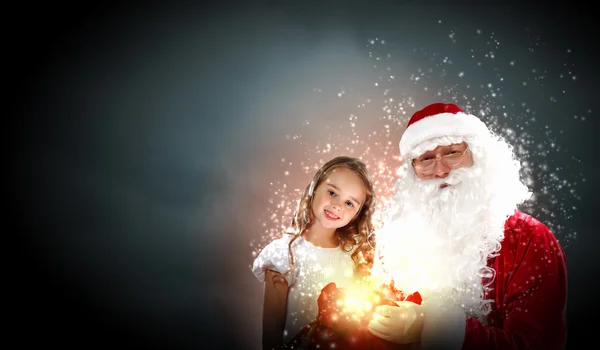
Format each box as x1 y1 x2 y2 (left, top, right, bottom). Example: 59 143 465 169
502 210 563 252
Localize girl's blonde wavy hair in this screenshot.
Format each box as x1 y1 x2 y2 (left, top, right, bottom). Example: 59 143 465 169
284 156 376 279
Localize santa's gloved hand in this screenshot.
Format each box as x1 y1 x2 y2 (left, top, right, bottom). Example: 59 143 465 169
368 301 424 344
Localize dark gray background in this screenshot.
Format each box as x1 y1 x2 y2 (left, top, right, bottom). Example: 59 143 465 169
12 1 598 349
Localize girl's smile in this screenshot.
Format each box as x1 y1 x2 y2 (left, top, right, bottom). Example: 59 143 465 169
324 209 340 220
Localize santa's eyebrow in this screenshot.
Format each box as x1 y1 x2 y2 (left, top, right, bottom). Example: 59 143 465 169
327 184 360 204
419 144 465 157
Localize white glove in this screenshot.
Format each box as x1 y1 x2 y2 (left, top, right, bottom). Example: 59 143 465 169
368 301 424 344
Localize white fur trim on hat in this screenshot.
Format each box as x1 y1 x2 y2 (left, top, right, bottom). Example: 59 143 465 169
399 112 489 158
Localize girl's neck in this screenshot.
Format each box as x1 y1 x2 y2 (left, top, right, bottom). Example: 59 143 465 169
302 224 339 248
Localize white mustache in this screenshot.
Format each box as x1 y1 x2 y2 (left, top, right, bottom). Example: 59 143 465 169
416 168 467 197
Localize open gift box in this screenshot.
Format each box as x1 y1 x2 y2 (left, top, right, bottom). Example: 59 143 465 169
282 282 422 350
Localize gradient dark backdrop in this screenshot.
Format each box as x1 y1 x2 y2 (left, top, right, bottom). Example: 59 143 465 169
12 1 598 349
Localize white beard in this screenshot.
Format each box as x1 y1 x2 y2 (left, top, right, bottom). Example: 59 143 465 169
374 136 531 320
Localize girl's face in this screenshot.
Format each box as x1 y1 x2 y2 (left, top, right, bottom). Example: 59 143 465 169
311 167 367 231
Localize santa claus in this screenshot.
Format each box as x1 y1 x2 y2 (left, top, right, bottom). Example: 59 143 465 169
368 103 568 349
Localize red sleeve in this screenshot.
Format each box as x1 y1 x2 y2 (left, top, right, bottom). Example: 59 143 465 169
463 212 568 350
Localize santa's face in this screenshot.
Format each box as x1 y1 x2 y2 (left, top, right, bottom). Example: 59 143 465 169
411 142 473 181
401 139 503 243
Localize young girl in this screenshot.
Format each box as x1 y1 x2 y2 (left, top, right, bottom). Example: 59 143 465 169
252 156 377 350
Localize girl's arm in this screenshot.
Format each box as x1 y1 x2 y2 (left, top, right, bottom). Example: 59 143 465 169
262 269 289 350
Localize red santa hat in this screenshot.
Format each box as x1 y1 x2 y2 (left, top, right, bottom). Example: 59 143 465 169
399 103 490 157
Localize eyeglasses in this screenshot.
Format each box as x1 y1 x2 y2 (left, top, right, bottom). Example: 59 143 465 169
412 147 470 176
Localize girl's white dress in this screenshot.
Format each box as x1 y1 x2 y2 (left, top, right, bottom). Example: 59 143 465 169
252 234 356 344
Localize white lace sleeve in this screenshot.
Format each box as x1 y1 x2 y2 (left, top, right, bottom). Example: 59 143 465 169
251 235 295 285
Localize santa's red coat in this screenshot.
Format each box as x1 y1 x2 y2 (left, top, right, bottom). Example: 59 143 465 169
463 210 568 349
